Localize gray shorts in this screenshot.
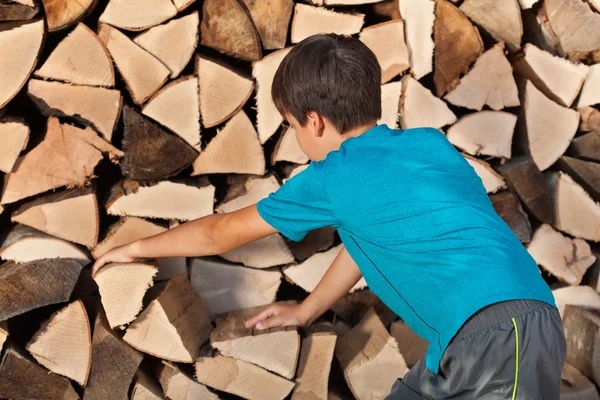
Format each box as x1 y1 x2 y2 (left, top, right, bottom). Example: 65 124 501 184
386 299 566 400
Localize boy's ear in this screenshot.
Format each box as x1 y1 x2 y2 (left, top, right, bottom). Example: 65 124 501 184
306 111 325 138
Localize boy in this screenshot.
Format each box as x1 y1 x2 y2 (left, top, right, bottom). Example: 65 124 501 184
92 34 566 399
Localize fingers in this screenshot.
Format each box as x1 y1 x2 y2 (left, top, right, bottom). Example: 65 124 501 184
244 306 278 329
255 315 284 330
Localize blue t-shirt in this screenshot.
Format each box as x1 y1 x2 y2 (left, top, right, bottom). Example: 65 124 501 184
257 124 556 374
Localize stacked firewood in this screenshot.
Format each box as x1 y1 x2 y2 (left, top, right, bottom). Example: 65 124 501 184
1 0 600 398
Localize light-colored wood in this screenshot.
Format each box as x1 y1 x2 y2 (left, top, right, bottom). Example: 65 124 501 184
65 120 123 162
253 47 292 143
0 322 7 353
291 3 365 44
460 0 522 52
195 355 295 400
156 361 219 400
220 233 295 269
579 107 600 133
132 368 163 400
359 20 409 83
554 286 600 317
464 154 506 194
558 156 600 200
380 81 402 129
34 23 114 87
12 187 99 248
284 245 368 293
192 110 265 176
211 305 300 379
0 20 44 109
292 330 337 400
92 217 167 259
518 0 539 8
336 308 408 400
586 0 600 11
172 0 196 10
190 257 282 320
142 76 200 150
13 0 36 7
527 224 596 285
99 0 176 31
521 80 579 171
241 0 294 50
93 262 158 329
124 275 212 363
0 119 29 173
285 164 309 183
390 321 428 367
41 0 94 31
134 12 199 79
324 0 386 3
446 111 516 159
216 175 279 213
26 300 92 386
272 126 309 165
196 54 254 128
98 24 170 105
514 44 588 107
399 0 435 80
444 43 520 111
399 76 457 129
0 224 90 264
578 65 600 108
548 172 600 242
561 362 600 400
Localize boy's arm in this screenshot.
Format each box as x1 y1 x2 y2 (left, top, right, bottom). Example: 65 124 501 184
91 205 277 275
245 247 362 329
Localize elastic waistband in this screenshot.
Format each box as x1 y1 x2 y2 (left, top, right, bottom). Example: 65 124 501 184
455 299 554 340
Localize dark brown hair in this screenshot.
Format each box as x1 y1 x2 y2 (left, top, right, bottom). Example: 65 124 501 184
271 33 382 134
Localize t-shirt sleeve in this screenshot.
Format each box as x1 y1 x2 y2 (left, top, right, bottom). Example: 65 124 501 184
257 163 338 242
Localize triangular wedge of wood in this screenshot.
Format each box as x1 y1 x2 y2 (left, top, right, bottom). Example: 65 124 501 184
172 0 196 11
579 106 600 133
558 156 600 200
390 321 428 367
553 285 600 317
563 305 600 385
26 300 92 386
41 0 95 32
561 362 600 399
399 0 435 79
490 191 532 243
578 64 600 108
291 3 365 44
331 289 398 328
0 1 39 22
459 0 522 52
0 118 29 173
131 368 163 400
92 217 167 259
400 76 457 129
380 81 402 129
134 12 199 79
463 154 506 194
359 20 409 83
570 131 600 163
156 361 219 400
272 126 309 165
123 275 212 363
99 0 177 31
241 0 294 50
34 23 114 87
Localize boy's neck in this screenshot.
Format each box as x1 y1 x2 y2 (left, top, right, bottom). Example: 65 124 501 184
337 122 378 144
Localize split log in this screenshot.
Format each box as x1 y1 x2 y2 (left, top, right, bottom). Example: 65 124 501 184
570 132 600 163
580 107 600 133
459 0 522 52
195 355 295 400
11 186 99 248
156 361 219 400
134 12 199 79
558 156 600 200
190 257 282 319
317 0 388 4
0 118 29 173
34 22 114 87
548 172 600 242
359 20 409 83
92 217 167 259
0 321 7 352
99 0 176 31
287 226 337 262
513 44 588 107
0 19 44 109
553 285 600 317
192 110 265 176
399 76 457 129
66 121 123 162
399 0 435 79
124 275 212 363
84 309 144 400
172 0 195 11
28 79 122 142
463 154 506 194
253 47 292 143
241 0 294 50
0 1 38 21
379 81 402 129
527 224 595 285
433 0 483 96
26 300 92 385
200 0 262 62
390 321 428 367
336 308 408 400
155 256 187 282
563 305 600 385
284 245 367 293
272 126 309 165
290 3 364 44
578 65 600 108
292 327 337 400
0 344 79 400
142 76 200 150
519 0 539 8
330 289 398 327
0 224 91 263
93 261 158 329
561 362 600 400
98 24 170 105
444 43 520 111
131 368 163 400
121 106 199 181
211 305 300 378
196 54 254 128
41 0 95 31
0 257 83 321
490 191 532 243
446 111 516 159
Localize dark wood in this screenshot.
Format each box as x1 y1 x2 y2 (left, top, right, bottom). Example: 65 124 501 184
569 132 600 163
490 191 532 243
241 0 293 50
286 227 336 261
120 105 198 181
0 258 83 321
0 1 38 21
563 305 600 386
498 156 554 225
330 289 397 327
580 107 600 133
558 156 600 201
366 0 401 23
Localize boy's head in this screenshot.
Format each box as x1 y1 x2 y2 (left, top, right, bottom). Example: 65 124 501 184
272 34 381 161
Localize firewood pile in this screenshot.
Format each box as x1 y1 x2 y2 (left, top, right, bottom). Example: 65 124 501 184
0 0 600 398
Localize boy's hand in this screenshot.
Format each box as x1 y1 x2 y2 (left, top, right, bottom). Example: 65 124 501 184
245 303 311 330
91 243 138 276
